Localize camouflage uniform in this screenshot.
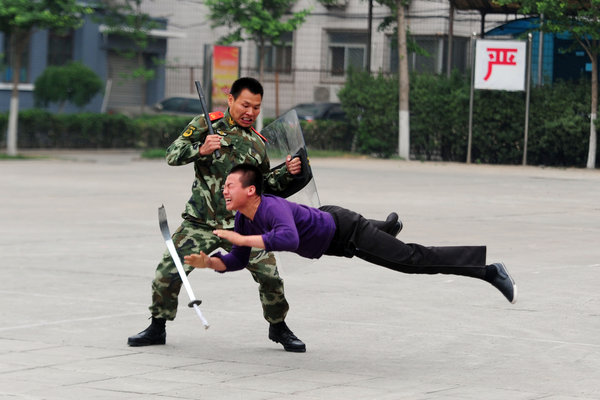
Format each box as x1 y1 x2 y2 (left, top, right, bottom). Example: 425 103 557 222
149 109 294 323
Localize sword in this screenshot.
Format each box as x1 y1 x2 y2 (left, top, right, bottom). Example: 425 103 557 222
158 205 209 329
194 80 221 158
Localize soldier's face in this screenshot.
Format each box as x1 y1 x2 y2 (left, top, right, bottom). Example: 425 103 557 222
228 89 262 128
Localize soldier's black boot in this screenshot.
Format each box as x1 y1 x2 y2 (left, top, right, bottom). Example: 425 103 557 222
269 321 306 352
369 212 403 237
127 317 166 346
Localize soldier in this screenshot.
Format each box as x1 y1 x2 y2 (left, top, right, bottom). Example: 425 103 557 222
128 77 325 352
185 164 518 308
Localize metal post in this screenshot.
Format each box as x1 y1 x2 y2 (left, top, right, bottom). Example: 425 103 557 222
367 0 373 73
523 33 533 166
537 14 544 86
467 33 476 164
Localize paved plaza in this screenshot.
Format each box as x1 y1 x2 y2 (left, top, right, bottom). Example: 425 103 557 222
1 150 599 399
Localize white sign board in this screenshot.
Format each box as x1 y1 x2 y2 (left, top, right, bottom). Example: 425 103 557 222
474 39 526 91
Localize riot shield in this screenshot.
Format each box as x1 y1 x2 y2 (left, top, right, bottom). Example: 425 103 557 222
261 110 320 208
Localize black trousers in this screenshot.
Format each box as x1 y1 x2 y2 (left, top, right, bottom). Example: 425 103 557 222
319 205 487 279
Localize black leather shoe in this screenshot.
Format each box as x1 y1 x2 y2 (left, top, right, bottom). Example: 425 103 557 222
486 263 517 304
269 322 306 352
127 317 166 346
382 212 403 236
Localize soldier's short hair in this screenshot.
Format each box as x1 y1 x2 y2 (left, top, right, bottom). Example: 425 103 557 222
230 77 263 99
229 164 263 195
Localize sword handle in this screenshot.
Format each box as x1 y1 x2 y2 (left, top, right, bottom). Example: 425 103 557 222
194 80 221 158
192 304 210 329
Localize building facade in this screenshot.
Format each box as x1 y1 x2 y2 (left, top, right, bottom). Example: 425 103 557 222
1 0 512 117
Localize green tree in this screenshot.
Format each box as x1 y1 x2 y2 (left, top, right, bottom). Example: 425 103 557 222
98 0 160 114
205 0 311 128
0 0 92 155
34 62 103 113
502 0 599 168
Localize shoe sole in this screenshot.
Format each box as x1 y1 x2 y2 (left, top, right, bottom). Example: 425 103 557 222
269 336 306 352
498 262 518 304
127 339 166 347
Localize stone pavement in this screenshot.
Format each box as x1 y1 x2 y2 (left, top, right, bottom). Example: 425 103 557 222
1 150 599 399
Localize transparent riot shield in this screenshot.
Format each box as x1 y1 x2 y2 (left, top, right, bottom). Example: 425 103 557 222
261 110 320 208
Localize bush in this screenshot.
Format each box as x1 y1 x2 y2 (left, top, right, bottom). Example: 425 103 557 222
132 114 191 149
338 69 399 157
34 62 104 112
410 71 469 161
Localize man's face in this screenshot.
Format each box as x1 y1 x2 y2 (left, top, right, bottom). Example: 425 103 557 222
223 172 250 211
227 89 262 128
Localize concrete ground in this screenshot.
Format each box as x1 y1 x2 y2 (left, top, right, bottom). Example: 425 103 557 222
1 149 599 399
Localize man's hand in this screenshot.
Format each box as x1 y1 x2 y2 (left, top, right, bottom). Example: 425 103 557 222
213 229 244 245
184 252 211 268
285 155 302 175
199 134 222 156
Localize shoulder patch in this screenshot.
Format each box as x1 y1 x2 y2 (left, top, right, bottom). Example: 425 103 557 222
208 111 224 121
251 126 268 143
182 125 196 137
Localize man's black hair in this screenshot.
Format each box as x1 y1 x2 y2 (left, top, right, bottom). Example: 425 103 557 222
229 164 263 195
230 77 263 99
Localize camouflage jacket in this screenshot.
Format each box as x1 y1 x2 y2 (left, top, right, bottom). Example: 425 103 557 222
166 109 292 229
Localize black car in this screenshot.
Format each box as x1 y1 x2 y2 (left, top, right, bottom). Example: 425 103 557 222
287 102 346 122
153 96 202 115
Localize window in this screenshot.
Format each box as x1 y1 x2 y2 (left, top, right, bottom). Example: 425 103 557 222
388 35 470 75
1 33 29 83
259 32 293 75
48 30 74 66
327 31 368 77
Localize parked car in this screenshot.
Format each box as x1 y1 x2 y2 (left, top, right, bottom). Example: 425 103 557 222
286 102 346 122
153 96 202 115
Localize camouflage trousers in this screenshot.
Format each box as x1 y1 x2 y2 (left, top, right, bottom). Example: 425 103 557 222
149 219 289 323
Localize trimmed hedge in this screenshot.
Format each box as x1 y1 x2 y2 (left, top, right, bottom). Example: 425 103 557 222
0 111 190 149
338 69 597 167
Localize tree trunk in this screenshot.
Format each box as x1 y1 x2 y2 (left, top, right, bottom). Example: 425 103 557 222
397 0 410 159
138 51 146 114
6 30 29 156
586 53 597 168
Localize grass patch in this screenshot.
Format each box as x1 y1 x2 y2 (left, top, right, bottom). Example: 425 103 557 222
0 153 34 160
141 148 166 159
307 149 367 158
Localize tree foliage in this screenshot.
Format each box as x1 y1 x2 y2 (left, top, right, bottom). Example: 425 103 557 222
205 0 310 46
34 62 103 112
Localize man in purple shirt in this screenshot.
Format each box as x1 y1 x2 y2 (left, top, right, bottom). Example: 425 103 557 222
185 164 517 306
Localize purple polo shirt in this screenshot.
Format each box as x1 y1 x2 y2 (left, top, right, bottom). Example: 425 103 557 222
216 194 336 272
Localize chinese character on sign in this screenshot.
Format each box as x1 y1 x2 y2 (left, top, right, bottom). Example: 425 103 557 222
475 40 526 91
484 48 518 81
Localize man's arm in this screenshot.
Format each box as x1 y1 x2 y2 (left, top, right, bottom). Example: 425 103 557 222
165 114 221 166
212 229 265 249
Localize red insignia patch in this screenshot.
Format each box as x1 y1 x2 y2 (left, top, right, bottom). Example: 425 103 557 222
208 111 224 121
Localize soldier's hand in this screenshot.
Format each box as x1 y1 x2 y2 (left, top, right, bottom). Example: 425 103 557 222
199 134 222 156
286 155 302 175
